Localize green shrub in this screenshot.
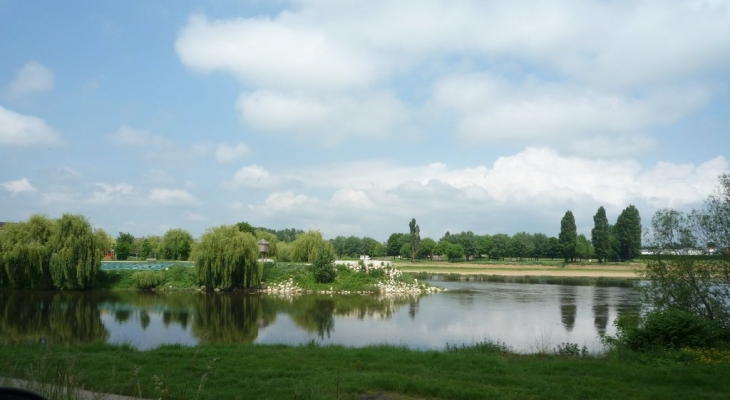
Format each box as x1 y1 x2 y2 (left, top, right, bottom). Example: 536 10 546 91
309 246 336 284
613 310 728 351
131 271 165 289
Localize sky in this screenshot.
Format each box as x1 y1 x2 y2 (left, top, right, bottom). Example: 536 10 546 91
1 0 729 242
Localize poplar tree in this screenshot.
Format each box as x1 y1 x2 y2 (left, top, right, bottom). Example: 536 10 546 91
559 210 577 262
615 205 642 261
195 225 259 290
591 206 610 262
409 218 420 262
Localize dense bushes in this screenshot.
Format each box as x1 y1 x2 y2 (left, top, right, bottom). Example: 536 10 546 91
612 310 729 351
131 271 165 289
309 246 336 284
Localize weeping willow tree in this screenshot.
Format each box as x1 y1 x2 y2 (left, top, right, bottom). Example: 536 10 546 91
0 214 105 290
196 225 259 290
0 215 57 289
291 230 333 263
49 214 100 290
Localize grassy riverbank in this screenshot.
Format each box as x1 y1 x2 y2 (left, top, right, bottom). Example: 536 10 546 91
2 342 729 399
394 259 643 278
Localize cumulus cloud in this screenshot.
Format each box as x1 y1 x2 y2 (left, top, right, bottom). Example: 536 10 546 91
176 14 378 91
149 188 197 204
2 178 36 194
7 61 54 96
0 106 61 147
215 142 251 163
107 126 171 147
431 74 714 147
175 1 729 150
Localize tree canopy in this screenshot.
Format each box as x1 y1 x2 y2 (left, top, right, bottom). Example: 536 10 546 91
195 225 259 290
291 231 333 263
615 205 642 261
409 218 420 262
559 211 577 262
0 214 101 290
591 206 610 262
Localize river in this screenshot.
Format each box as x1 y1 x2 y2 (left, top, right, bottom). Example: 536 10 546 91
0 278 640 353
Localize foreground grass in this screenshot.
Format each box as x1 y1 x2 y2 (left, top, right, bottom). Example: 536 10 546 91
2 343 729 400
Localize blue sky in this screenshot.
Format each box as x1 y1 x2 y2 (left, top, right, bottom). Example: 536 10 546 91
1 0 729 242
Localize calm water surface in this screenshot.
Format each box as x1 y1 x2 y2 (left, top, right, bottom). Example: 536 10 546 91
0 279 640 353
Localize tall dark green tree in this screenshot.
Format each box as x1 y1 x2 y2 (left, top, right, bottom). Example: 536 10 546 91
559 211 577 262
115 232 134 260
386 233 408 259
615 205 642 261
408 218 420 262
591 206 610 262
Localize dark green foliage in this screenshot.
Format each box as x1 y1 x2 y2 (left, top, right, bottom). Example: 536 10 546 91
131 271 165 289
309 246 337 283
161 228 193 261
115 232 134 260
408 218 420 262
612 310 728 351
386 233 409 258
445 242 465 262
615 205 642 261
235 221 256 236
559 210 577 262
490 233 510 259
591 206 610 262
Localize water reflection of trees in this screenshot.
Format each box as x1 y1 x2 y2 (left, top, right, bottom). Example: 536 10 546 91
192 293 269 344
559 286 577 332
274 294 418 339
0 290 108 344
592 288 610 336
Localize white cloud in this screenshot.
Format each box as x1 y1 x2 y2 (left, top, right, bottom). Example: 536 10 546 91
91 183 134 203
259 148 728 235
149 188 197 204
0 106 61 147
431 74 714 147
176 14 378 92
7 61 54 96
175 1 729 149
215 142 251 163
2 178 36 194
107 126 171 147
224 164 275 189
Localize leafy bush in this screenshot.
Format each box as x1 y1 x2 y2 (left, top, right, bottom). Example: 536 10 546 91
555 342 588 357
309 246 336 284
131 271 165 289
612 310 728 351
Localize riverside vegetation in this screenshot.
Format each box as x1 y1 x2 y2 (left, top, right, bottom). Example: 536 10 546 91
2 175 730 399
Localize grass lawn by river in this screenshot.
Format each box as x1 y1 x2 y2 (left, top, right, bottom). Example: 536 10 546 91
394 259 642 278
1 342 729 400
